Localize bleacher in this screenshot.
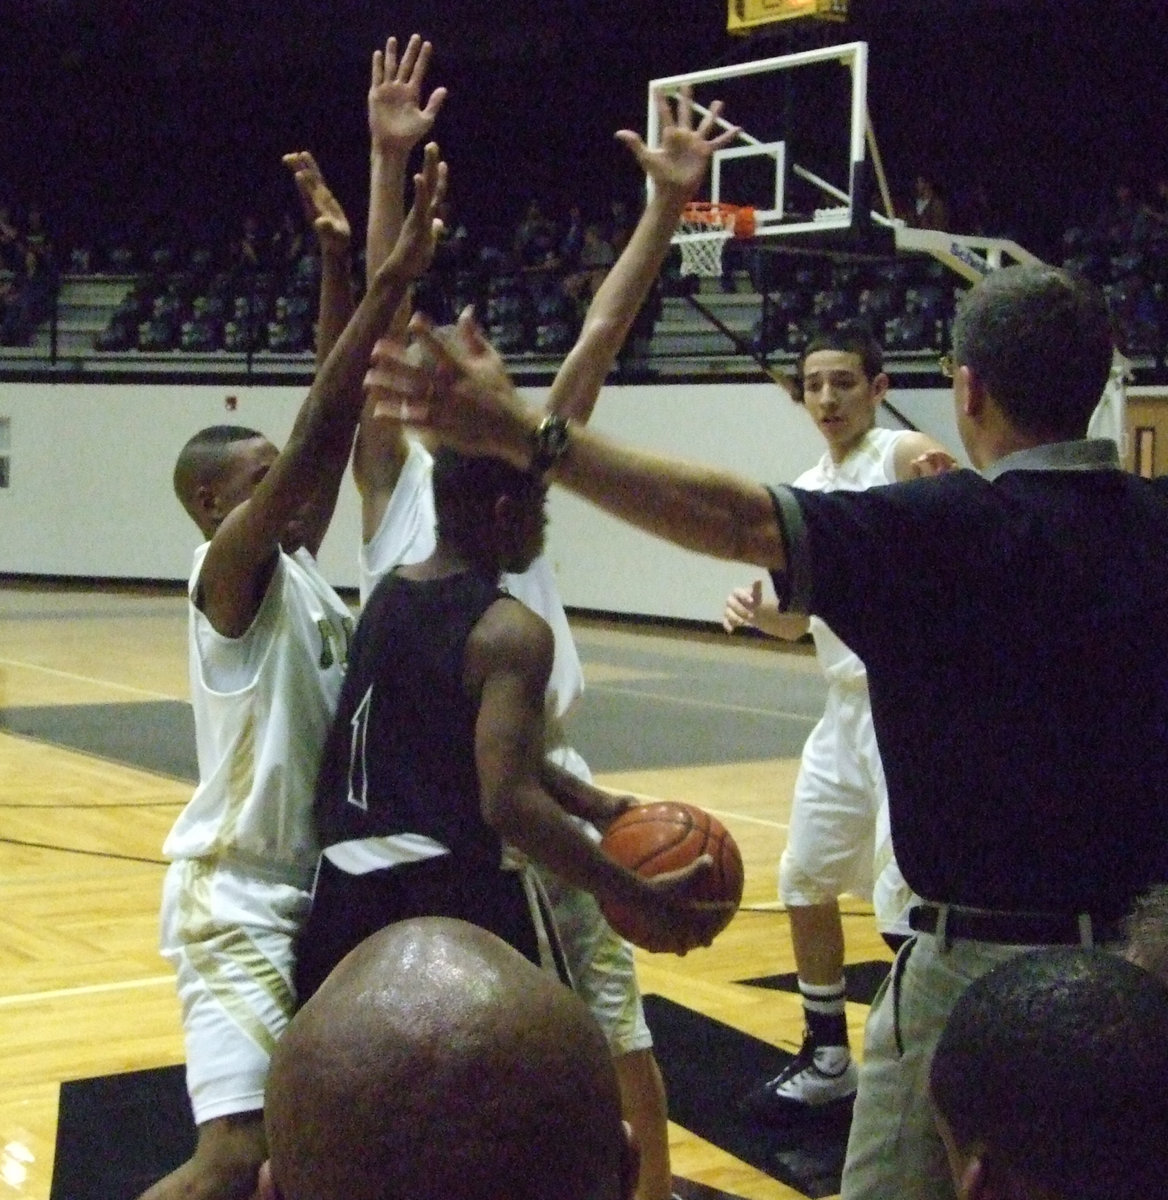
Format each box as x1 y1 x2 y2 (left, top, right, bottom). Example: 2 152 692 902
4 227 1166 379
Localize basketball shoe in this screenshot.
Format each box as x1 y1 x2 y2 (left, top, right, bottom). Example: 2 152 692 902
739 1033 858 1117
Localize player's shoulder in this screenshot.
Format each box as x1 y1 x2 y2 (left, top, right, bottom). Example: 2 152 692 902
469 594 554 675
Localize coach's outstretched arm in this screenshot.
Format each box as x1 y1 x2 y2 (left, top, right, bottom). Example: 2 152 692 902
365 309 785 573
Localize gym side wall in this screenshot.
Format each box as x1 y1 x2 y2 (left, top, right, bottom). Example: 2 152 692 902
0 380 963 623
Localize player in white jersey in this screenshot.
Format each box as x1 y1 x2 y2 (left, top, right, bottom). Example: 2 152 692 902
724 322 956 1118
334 38 737 1200
141 146 447 1200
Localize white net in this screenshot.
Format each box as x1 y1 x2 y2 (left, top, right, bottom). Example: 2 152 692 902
676 229 732 278
674 205 740 278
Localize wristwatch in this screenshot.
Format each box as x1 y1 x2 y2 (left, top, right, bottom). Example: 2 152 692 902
529 414 572 476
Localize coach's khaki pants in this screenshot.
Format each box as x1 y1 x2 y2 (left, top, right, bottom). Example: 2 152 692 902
840 932 1028 1200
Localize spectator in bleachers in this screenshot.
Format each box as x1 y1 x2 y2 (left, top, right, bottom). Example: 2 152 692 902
0 200 22 273
559 203 585 271
960 183 998 237
231 213 266 273
608 197 634 255
0 275 18 338
1137 176 1168 245
1093 180 1141 249
269 210 306 274
0 202 59 346
562 222 615 307
513 198 557 269
908 174 950 232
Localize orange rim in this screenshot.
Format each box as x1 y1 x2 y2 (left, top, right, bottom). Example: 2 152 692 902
680 202 755 238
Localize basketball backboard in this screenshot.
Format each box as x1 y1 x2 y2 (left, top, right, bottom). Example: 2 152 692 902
649 42 884 250
651 42 1044 274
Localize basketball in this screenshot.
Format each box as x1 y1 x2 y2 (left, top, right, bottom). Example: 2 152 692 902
599 801 744 951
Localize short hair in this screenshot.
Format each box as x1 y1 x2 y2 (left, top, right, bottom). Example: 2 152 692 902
431 446 542 554
172 424 266 517
930 947 1168 1200
265 917 628 1200
950 264 1113 439
1124 885 1168 985
794 320 884 403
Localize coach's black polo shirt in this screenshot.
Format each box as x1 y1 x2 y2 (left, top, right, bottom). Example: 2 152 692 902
769 440 1168 919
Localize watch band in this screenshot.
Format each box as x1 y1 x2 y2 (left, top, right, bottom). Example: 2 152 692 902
529 414 572 476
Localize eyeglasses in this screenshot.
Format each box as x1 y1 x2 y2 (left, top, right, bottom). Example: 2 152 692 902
938 353 955 379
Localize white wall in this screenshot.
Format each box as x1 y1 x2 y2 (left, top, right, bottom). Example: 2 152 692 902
0 378 963 622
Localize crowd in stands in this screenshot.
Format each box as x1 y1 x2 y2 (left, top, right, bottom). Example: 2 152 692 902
746 252 958 358
1060 177 1168 356
78 191 656 359
5 171 1168 365
0 197 60 347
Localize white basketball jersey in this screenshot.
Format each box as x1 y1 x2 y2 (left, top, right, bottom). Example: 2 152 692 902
359 439 585 722
163 545 354 873
795 427 905 685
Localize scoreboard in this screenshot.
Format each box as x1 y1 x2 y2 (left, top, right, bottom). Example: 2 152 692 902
727 0 849 34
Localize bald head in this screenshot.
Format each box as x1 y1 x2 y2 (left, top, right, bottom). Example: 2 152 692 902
264 918 634 1200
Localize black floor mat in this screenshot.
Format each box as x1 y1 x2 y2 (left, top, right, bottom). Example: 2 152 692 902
738 959 891 1006
0 701 197 782
644 994 853 1199
52 1065 194 1200
52 1059 756 1200
672 1180 752 1200
0 684 812 781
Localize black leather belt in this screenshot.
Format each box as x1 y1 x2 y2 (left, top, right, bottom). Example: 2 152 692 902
909 903 1121 947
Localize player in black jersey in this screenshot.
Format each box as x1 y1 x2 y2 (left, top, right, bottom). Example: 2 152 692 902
295 447 714 1001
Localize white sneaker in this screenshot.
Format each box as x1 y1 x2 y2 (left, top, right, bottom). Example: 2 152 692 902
739 1035 858 1116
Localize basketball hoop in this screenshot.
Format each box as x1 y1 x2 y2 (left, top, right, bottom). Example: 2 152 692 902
675 202 756 278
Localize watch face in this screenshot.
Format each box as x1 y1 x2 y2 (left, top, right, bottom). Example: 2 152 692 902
533 416 570 472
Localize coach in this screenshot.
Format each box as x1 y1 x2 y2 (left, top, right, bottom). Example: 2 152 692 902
373 263 1168 1200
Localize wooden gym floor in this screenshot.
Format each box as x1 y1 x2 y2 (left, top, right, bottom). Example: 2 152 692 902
0 579 894 1200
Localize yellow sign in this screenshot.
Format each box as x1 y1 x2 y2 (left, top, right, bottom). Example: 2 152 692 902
727 0 849 34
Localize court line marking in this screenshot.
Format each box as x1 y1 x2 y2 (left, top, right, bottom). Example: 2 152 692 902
591 681 816 724
0 658 181 702
611 790 788 832
706 807 787 831
0 975 174 1008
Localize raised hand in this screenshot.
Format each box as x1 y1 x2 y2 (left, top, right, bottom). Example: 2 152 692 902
282 151 351 257
614 85 739 202
723 580 763 634
379 142 449 283
366 307 527 463
369 34 448 156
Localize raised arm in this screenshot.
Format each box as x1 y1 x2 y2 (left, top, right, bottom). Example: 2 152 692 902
469 600 714 954
547 87 738 425
366 309 786 572
282 151 354 371
353 34 448 535
198 146 447 637
365 35 446 304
